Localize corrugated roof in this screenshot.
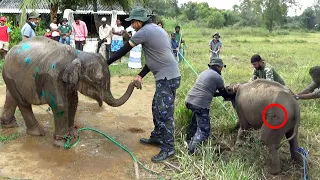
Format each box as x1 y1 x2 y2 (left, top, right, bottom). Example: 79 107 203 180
0 0 127 14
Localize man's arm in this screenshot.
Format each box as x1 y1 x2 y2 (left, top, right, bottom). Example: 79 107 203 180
265 67 274 81
7 27 10 42
107 41 133 65
99 26 105 40
107 28 146 65
250 69 258 81
83 22 88 38
112 27 122 36
138 65 150 78
297 81 317 95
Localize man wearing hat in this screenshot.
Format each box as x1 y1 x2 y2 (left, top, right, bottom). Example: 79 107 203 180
250 54 285 85
96 17 112 59
21 11 41 39
107 7 181 162
59 18 72 45
209 32 222 59
185 57 236 154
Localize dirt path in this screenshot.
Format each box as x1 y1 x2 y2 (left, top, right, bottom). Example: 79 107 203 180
0 76 162 180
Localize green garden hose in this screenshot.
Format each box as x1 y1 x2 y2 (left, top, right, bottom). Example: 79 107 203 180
63 127 164 180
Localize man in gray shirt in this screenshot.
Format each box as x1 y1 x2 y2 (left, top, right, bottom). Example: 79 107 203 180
185 58 235 154
209 32 222 59
107 7 181 162
21 11 40 39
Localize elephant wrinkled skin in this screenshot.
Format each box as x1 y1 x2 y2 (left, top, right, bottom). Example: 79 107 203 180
226 79 302 175
0 37 140 147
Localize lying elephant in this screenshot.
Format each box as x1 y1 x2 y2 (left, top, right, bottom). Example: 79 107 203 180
0 37 140 147
226 79 302 175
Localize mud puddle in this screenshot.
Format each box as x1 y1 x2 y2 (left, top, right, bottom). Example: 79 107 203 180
0 76 163 180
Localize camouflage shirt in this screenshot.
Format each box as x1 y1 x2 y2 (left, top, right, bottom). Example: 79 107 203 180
251 63 285 85
301 81 320 98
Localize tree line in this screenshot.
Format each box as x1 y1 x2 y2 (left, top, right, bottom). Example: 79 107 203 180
19 0 320 32
145 0 320 32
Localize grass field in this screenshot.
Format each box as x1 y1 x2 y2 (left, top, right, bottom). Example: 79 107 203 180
108 19 320 179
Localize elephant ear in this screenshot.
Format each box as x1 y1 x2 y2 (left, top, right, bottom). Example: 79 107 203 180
62 58 81 84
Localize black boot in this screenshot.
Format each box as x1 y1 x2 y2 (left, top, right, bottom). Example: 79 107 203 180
151 149 175 163
139 138 163 146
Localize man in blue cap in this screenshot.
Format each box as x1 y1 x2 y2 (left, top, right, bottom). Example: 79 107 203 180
107 7 181 162
185 57 236 154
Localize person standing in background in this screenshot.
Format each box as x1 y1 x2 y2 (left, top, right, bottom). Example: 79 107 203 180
111 19 124 64
59 18 72 45
72 15 88 51
173 25 185 63
97 17 112 59
50 16 60 42
125 25 142 69
0 16 10 57
209 32 222 59
21 11 41 39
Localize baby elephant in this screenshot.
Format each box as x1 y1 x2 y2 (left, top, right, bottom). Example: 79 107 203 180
226 79 302 175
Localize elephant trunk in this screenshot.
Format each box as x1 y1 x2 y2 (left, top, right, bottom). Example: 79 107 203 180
103 80 137 107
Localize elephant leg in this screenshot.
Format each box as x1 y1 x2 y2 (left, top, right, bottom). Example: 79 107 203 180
268 144 281 175
68 93 78 140
0 89 18 128
285 129 302 162
52 104 69 148
17 103 45 136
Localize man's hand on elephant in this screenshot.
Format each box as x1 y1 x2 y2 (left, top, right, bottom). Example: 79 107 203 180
134 75 142 90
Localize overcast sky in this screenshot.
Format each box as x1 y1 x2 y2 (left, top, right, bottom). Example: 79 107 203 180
177 0 316 16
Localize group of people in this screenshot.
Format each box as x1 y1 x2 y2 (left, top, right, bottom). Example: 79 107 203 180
43 15 87 51
106 7 320 162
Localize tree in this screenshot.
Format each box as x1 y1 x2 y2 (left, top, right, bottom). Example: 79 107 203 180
20 0 60 27
261 0 299 32
301 7 316 29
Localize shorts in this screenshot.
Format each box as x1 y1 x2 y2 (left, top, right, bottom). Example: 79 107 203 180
0 41 9 51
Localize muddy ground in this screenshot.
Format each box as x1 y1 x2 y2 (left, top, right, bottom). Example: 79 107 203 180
0 76 164 180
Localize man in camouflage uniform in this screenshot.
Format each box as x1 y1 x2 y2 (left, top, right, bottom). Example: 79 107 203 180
185 58 236 154
250 54 286 85
107 7 181 162
294 66 320 100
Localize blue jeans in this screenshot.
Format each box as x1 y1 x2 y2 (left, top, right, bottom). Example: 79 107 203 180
59 36 70 45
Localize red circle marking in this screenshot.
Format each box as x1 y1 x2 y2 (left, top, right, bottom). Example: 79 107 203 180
262 103 288 130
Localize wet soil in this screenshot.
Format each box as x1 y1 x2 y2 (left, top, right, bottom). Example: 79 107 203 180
0 76 163 180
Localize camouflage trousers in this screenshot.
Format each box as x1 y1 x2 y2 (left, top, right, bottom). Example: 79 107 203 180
185 102 210 144
150 77 181 151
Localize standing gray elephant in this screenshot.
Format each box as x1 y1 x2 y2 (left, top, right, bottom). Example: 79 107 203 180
0 37 140 147
226 79 302 175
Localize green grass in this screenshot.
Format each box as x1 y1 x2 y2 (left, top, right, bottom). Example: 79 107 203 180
108 20 320 179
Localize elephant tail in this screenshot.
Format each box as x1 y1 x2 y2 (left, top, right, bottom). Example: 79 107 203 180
103 80 140 107
277 99 300 150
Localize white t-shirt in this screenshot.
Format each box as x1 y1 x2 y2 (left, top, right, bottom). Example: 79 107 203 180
50 23 60 37
112 25 124 41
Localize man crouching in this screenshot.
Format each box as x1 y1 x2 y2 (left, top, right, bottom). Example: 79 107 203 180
185 57 236 154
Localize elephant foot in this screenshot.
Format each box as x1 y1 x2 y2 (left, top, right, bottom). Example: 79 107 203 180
53 138 67 148
68 125 79 140
27 124 45 136
53 125 79 148
0 116 19 128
